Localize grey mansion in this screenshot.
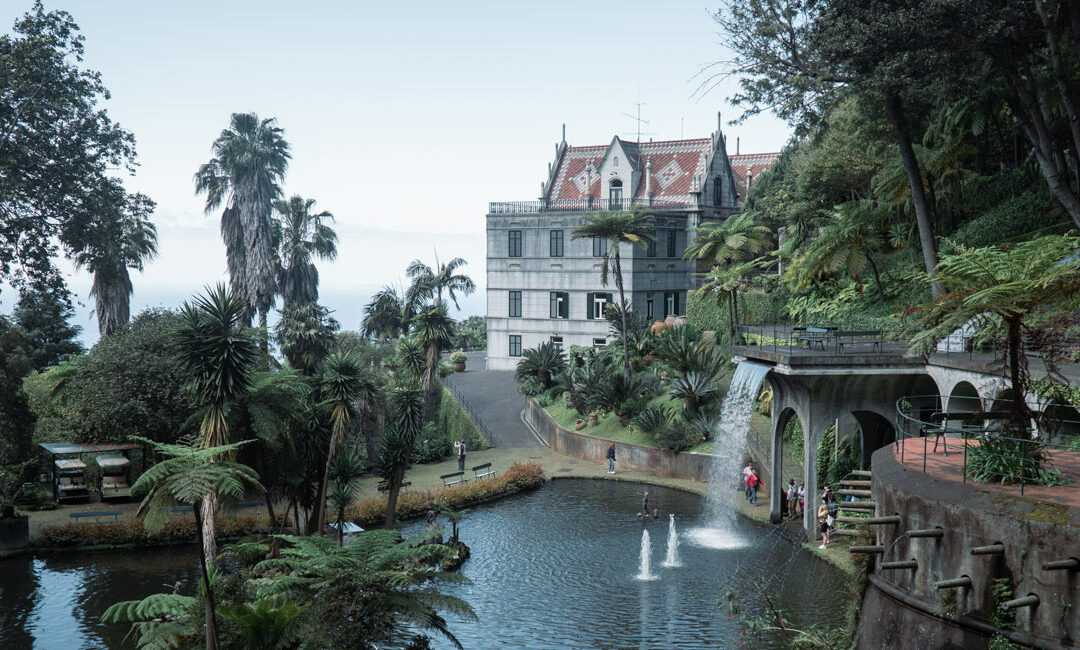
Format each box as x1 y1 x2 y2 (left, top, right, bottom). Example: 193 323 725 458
484 115 778 370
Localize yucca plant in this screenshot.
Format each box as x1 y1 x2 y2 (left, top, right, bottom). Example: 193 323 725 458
632 405 674 435
669 371 721 416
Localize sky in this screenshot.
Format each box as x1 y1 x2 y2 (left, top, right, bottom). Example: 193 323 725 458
2 1 791 346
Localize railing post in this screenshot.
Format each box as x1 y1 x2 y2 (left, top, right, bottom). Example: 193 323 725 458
923 431 928 474
1020 437 1026 496
962 437 967 484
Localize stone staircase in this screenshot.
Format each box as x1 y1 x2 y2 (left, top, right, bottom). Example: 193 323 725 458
832 470 875 538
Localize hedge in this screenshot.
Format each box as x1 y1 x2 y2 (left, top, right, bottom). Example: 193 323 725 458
347 461 544 526
39 514 271 548
437 386 489 451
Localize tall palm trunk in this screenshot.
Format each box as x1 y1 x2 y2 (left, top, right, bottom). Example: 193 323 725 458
192 502 219 650
1005 316 1029 434
612 250 631 381
200 495 218 568
422 341 439 417
315 432 340 536
384 468 406 530
258 308 270 369
885 92 944 299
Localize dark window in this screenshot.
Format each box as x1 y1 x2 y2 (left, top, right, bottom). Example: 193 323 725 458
666 229 677 257
592 236 607 257
713 177 722 205
549 230 564 257
549 291 568 319
592 338 607 349
586 292 613 319
647 236 656 257
663 291 681 317
609 179 623 209
508 291 522 317
646 297 654 320
550 336 563 349
508 230 522 257
509 335 522 357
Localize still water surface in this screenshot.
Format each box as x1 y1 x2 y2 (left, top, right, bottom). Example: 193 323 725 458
0 479 848 649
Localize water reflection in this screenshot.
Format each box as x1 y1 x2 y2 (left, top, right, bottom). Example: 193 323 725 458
0 480 848 649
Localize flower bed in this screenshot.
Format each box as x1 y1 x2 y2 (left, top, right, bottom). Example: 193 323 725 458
39 514 271 548
348 462 544 526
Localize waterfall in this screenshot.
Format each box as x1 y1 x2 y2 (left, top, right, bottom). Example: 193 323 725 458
635 529 657 581
661 514 681 568
688 361 770 549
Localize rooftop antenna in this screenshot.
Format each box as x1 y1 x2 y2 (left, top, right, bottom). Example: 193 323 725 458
621 101 654 143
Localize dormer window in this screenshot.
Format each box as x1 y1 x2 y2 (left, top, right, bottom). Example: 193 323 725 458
609 179 623 209
713 177 722 205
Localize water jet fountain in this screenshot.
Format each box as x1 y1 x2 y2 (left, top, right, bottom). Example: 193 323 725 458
661 514 681 568
635 529 657 581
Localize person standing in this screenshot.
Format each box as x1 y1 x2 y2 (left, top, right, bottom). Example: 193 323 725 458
741 462 753 500
747 469 760 506
818 490 836 549
455 440 466 471
606 443 616 474
786 479 797 518
796 481 805 517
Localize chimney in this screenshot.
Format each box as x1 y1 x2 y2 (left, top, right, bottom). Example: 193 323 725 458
645 156 653 201
584 161 594 200
736 137 740 155
561 123 566 145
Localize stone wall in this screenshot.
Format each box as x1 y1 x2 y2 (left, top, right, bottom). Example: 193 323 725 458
854 446 1080 649
523 398 717 482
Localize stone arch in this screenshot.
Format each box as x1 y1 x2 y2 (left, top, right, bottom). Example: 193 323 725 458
948 381 981 414
851 410 897 469
1041 401 1080 441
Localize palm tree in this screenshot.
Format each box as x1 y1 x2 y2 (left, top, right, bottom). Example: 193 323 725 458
411 305 455 413
571 208 655 381
327 448 366 546
361 285 417 340
125 436 262 650
698 255 775 341
786 201 890 300
315 351 377 536
909 234 1080 430
515 341 567 389
406 254 476 309
272 195 338 308
378 386 424 529
67 179 158 338
172 284 258 567
683 211 773 267
194 112 291 361
274 303 340 375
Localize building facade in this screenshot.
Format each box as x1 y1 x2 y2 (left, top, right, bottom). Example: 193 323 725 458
485 114 777 370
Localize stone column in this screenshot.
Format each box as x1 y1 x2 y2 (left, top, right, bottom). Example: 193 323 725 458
769 404 785 524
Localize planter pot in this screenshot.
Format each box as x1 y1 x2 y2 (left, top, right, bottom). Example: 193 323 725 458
453 362 466 373
0 515 30 550
574 419 587 431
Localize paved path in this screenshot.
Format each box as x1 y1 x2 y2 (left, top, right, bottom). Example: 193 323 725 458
443 351 540 448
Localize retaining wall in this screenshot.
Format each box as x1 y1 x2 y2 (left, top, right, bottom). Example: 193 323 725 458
524 398 718 482
854 446 1080 649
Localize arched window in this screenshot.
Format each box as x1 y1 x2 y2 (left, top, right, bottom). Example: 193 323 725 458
609 179 623 208
713 176 722 205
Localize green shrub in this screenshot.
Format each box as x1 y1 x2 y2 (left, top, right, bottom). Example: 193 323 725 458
967 436 1066 486
947 190 1061 249
39 515 271 547
449 351 467 364
655 418 694 452
516 376 544 396
632 405 672 434
412 421 447 464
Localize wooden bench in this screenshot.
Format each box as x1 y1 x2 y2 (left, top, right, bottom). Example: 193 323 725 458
69 509 123 524
441 471 468 487
472 463 496 480
797 326 830 350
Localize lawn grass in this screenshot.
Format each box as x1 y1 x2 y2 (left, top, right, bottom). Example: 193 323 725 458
542 392 718 453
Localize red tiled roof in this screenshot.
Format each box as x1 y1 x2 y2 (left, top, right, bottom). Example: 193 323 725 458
729 152 780 197
548 138 713 205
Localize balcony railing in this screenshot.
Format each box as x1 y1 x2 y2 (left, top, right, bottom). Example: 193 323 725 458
488 197 695 214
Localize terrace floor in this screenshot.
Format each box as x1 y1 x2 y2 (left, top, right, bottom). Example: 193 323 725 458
891 437 1080 510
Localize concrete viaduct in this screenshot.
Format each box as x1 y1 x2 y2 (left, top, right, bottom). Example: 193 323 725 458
731 334 1080 538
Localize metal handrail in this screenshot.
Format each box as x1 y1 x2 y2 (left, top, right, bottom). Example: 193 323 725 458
894 394 1080 497
729 323 904 356
442 378 497 447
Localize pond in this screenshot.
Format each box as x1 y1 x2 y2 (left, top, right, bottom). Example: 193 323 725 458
0 479 851 649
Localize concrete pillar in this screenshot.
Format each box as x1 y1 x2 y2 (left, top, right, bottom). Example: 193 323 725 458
769 407 784 523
